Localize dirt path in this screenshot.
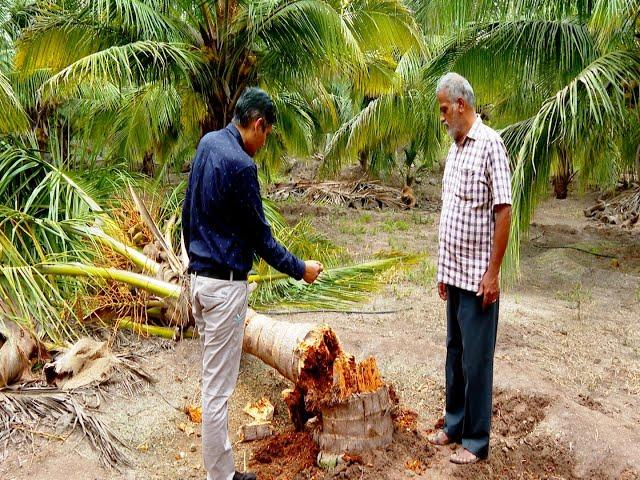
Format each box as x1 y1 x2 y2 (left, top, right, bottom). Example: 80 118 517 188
2 192 639 479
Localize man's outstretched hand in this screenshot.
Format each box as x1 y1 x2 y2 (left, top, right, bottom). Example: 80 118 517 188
303 260 324 284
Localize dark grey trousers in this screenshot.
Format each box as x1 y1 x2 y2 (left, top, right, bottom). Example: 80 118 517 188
443 284 499 459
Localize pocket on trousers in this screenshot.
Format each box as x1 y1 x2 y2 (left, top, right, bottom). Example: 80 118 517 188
198 287 231 312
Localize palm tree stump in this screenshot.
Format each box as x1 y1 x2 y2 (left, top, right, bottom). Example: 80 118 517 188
243 310 393 454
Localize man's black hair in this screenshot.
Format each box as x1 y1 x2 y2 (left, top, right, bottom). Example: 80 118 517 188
232 87 277 128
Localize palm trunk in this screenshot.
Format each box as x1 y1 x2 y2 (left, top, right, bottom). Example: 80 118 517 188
635 142 640 182
552 147 573 199
243 310 393 454
8 261 395 454
358 149 369 172
141 151 155 177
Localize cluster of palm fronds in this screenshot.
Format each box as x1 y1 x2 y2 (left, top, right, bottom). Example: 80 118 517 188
268 180 412 210
584 185 640 228
322 0 640 273
0 0 424 346
0 386 130 467
0 160 415 343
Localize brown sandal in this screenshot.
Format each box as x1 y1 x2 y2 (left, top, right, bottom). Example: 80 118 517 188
450 449 481 465
427 430 452 446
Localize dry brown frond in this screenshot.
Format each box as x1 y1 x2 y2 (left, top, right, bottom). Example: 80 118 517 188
0 387 130 468
269 180 411 210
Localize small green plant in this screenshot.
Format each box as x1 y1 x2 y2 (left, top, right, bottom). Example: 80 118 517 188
358 213 373 224
382 219 410 233
555 282 591 320
388 236 409 251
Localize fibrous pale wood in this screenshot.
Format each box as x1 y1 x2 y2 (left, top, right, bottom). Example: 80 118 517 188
333 355 384 402
317 386 394 454
241 422 274 442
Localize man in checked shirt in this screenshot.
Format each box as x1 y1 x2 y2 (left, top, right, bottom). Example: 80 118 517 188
428 73 512 464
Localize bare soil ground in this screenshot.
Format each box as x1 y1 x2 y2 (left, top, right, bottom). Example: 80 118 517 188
2 183 639 480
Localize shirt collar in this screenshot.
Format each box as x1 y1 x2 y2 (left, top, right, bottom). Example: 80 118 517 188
226 122 246 151
465 114 483 141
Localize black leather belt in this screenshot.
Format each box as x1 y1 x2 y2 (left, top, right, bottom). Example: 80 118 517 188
190 266 248 281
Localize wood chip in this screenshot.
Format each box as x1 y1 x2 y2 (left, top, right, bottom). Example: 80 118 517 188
240 422 274 442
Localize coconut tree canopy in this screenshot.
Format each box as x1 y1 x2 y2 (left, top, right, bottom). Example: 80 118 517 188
324 0 640 272
13 0 421 175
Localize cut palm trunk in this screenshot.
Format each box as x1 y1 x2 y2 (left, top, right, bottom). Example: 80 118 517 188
33 260 398 453
242 310 393 455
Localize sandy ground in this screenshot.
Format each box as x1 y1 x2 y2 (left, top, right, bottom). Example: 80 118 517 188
2 185 639 480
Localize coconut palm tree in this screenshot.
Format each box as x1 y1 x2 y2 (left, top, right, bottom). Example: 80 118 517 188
0 0 422 345
325 0 640 271
0 130 413 344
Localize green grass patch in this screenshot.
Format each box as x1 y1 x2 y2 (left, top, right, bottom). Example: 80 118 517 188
388 236 409 251
382 219 410 232
406 258 438 287
411 211 434 226
339 223 366 235
358 213 373 224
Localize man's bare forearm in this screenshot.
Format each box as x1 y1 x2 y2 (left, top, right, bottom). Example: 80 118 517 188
487 205 512 276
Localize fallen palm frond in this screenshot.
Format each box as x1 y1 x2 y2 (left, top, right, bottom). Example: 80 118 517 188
584 186 640 228
116 317 196 340
0 387 130 467
250 253 418 310
268 180 411 210
128 184 183 274
71 225 163 276
37 263 182 298
34 253 415 313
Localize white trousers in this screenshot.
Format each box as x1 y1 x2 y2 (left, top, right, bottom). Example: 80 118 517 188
191 275 248 480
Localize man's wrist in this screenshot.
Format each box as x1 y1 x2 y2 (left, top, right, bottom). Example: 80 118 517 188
296 258 306 280
485 264 500 278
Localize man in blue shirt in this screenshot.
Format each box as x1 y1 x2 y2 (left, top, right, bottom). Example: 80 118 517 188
183 87 323 480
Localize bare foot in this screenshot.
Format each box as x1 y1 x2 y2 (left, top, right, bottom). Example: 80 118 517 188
427 430 452 446
450 448 480 465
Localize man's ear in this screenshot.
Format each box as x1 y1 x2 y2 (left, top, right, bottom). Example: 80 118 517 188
254 117 265 132
457 98 465 113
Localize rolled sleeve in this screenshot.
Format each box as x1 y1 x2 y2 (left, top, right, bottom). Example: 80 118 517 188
487 138 512 208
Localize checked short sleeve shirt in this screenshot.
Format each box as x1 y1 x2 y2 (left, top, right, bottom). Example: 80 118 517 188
437 116 512 292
